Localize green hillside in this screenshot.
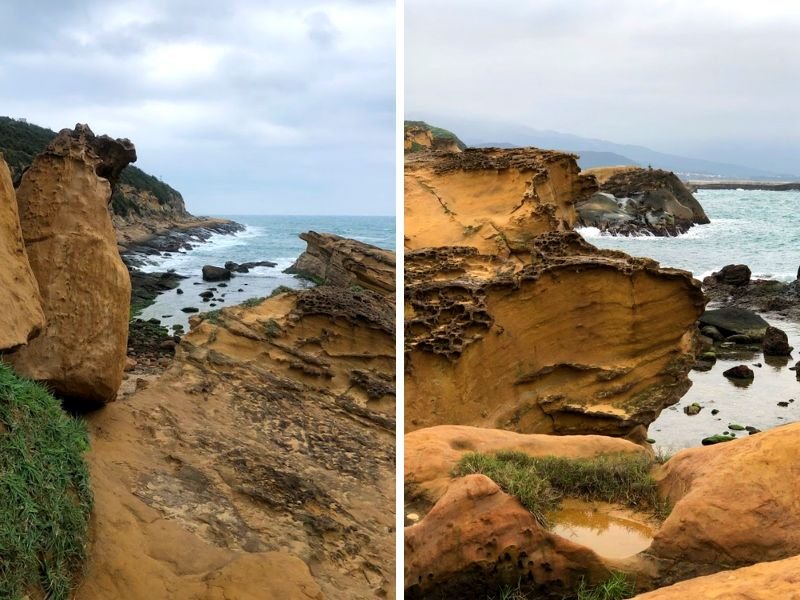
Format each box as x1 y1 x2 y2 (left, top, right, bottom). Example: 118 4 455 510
0 116 185 218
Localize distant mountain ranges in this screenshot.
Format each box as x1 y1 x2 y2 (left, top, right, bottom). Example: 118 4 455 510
409 116 798 181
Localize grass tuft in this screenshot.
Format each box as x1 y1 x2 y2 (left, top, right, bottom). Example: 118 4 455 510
455 451 669 527
576 573 636 600
0 362 92 599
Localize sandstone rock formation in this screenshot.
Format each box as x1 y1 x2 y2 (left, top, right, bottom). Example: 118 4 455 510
631 555 800 599
634 423 800 586
405 148 598 254
9 125 134 404
405 474 610 599
405 231 705 441
404 120 466 153
405 425 647 503
285 231 395 296
0 153 44 351
577 167 709 236
79 281 395 598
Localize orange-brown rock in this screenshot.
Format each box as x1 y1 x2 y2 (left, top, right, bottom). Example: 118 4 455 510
405 425 647 503
405 232 705 441
0 153 44 351
630 422 800 587
631 555 800 600
79 283 395 599
403 121 465 154
405 474 610 598
285 231 395 296
9 125 134 404
404 148 598 254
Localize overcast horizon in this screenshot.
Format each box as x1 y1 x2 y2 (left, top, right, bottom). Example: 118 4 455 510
0 0 395 216
406 0 800 176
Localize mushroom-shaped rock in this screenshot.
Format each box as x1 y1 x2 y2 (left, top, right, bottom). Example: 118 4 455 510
8 125 135 405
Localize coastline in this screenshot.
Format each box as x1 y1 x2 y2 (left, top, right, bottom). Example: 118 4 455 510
689 180 800 191
116 215 245 258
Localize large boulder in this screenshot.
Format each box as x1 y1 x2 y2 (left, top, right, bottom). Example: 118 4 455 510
697 307 769 340
201 265 231 281
762 325 793 356
713 264 751 287
631 423 800 587
0 154 44 351
632 555 800 599
9 125 135 404
405 474 610 598
285 231 395 297
578 167 709 236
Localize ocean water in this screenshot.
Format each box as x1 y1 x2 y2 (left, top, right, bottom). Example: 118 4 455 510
578 189 800 449
137 215 395 330
579 189 800 281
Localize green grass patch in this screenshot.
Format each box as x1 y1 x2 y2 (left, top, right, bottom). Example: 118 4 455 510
576 573 636 600
268 285 296 298
455 451 668 526
0 362 93 599
240 296 266 309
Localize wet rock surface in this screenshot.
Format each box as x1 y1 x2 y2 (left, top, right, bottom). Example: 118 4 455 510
577 167 709 236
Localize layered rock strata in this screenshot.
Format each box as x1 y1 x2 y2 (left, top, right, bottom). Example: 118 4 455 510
405 148 598 254
79 274 396 598
578 167 709 236
405 231 705 441
9 125 134 404
286 231 395 296
0 153 44 351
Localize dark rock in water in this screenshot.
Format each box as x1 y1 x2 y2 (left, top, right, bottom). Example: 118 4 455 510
684 403 703 415
702 434 735 446
763 325 793 356
202 298 210 302
726 334 753 344
224 260 277 273
701 325 724 341
723 365 755 380
129 269 186 309
746 426 761 434
202 265 231 281
576 167 709 236
692 360 714 372
218 283 228 288
715 264 751 287
728 423 745 431
753 363 762 368
699 307 769 340
181 307 199 313
147 318 160 325
210 303 217 307
778 401 790 407
199 291 214 299
711 409 720 415
237 288 244 292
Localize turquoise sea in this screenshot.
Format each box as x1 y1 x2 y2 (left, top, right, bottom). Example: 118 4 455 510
138 215 394 329
579 189 800 281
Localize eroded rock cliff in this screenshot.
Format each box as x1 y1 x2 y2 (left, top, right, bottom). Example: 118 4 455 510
79 280 396 598
9 125 134 404
285 231 395 296
405 148 598 254
404 120 466 153
0 153 44 351
404 149 705 441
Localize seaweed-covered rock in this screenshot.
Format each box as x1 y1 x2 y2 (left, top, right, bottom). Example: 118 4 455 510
762 325 793 356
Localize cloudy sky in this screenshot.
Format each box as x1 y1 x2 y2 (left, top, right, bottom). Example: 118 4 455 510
406 0 800 174
0 0 395 215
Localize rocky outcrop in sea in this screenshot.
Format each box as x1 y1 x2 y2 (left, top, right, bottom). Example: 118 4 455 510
577 166 709 236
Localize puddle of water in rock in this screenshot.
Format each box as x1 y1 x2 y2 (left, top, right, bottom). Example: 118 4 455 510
650 316 800 452
550 499 655 558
